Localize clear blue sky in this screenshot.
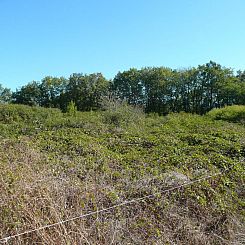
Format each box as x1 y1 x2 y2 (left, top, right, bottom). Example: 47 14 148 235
1 0 245 90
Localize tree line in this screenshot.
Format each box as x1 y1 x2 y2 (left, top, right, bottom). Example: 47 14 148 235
1 61 245 114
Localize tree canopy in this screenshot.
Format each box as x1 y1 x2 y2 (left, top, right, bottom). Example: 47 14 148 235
0 84 12 103
3 61 244 114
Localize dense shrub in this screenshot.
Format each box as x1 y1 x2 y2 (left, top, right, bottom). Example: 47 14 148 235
0 104 63 124
0 104 244 244
207 105 245 123
65 100 77 116
101 98 145 127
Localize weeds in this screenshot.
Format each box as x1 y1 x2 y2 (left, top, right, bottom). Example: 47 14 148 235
0 104 244 244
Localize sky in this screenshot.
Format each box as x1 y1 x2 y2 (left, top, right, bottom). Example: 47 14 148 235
0 0 245 90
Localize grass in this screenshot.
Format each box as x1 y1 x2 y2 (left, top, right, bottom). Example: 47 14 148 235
0 104 244 244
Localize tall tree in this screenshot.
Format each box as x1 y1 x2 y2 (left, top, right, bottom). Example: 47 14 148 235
12 81 41 106
66 73 109 111
141 67 174 114
112 69 145 105
39 76 68 109
0 84 12 103
192 61 235 113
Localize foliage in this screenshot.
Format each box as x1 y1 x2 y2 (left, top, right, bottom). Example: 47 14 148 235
65 73 109 111
0 104 244 244
65 100 77 116
207 105 245 123
39 76 68 108
0 103 63 124
112 61 245 114
5 61 245 115
0 84 12 103
12 81 41 106
101 96 145 127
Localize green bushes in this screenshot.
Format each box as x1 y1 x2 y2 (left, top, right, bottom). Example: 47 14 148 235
0 104 63 124
65 101 77 116
207 105 245 123
101 98 145 127
0 104 244 244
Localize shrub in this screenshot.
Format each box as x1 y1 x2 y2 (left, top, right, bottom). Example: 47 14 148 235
207 105 245 123
0 104 62 124
66 101 77 116
0 104 244 244
101 97 145 127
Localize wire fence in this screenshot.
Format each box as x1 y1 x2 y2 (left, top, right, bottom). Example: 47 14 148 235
0 163 240 244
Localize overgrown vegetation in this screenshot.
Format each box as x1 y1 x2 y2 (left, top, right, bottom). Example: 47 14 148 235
0 103 244 244
207 105 245 123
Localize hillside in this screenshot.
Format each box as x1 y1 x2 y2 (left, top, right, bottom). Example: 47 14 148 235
0 104 244 244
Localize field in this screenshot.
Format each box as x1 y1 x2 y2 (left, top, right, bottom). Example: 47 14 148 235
0 104 244 244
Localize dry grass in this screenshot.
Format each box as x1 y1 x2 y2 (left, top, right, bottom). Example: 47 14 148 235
0 138 243 244
0 105 244 244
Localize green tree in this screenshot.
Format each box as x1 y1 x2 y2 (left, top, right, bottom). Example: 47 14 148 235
39 76 68 109
112 68 145 105
141 67 174 114
12 81 41 106
191 61 235 113
66 100 77 116
236 70 245 105
66 73 109 111
0 84 12 103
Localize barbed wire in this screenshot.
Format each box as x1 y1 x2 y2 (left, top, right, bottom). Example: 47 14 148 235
0 163 241 243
